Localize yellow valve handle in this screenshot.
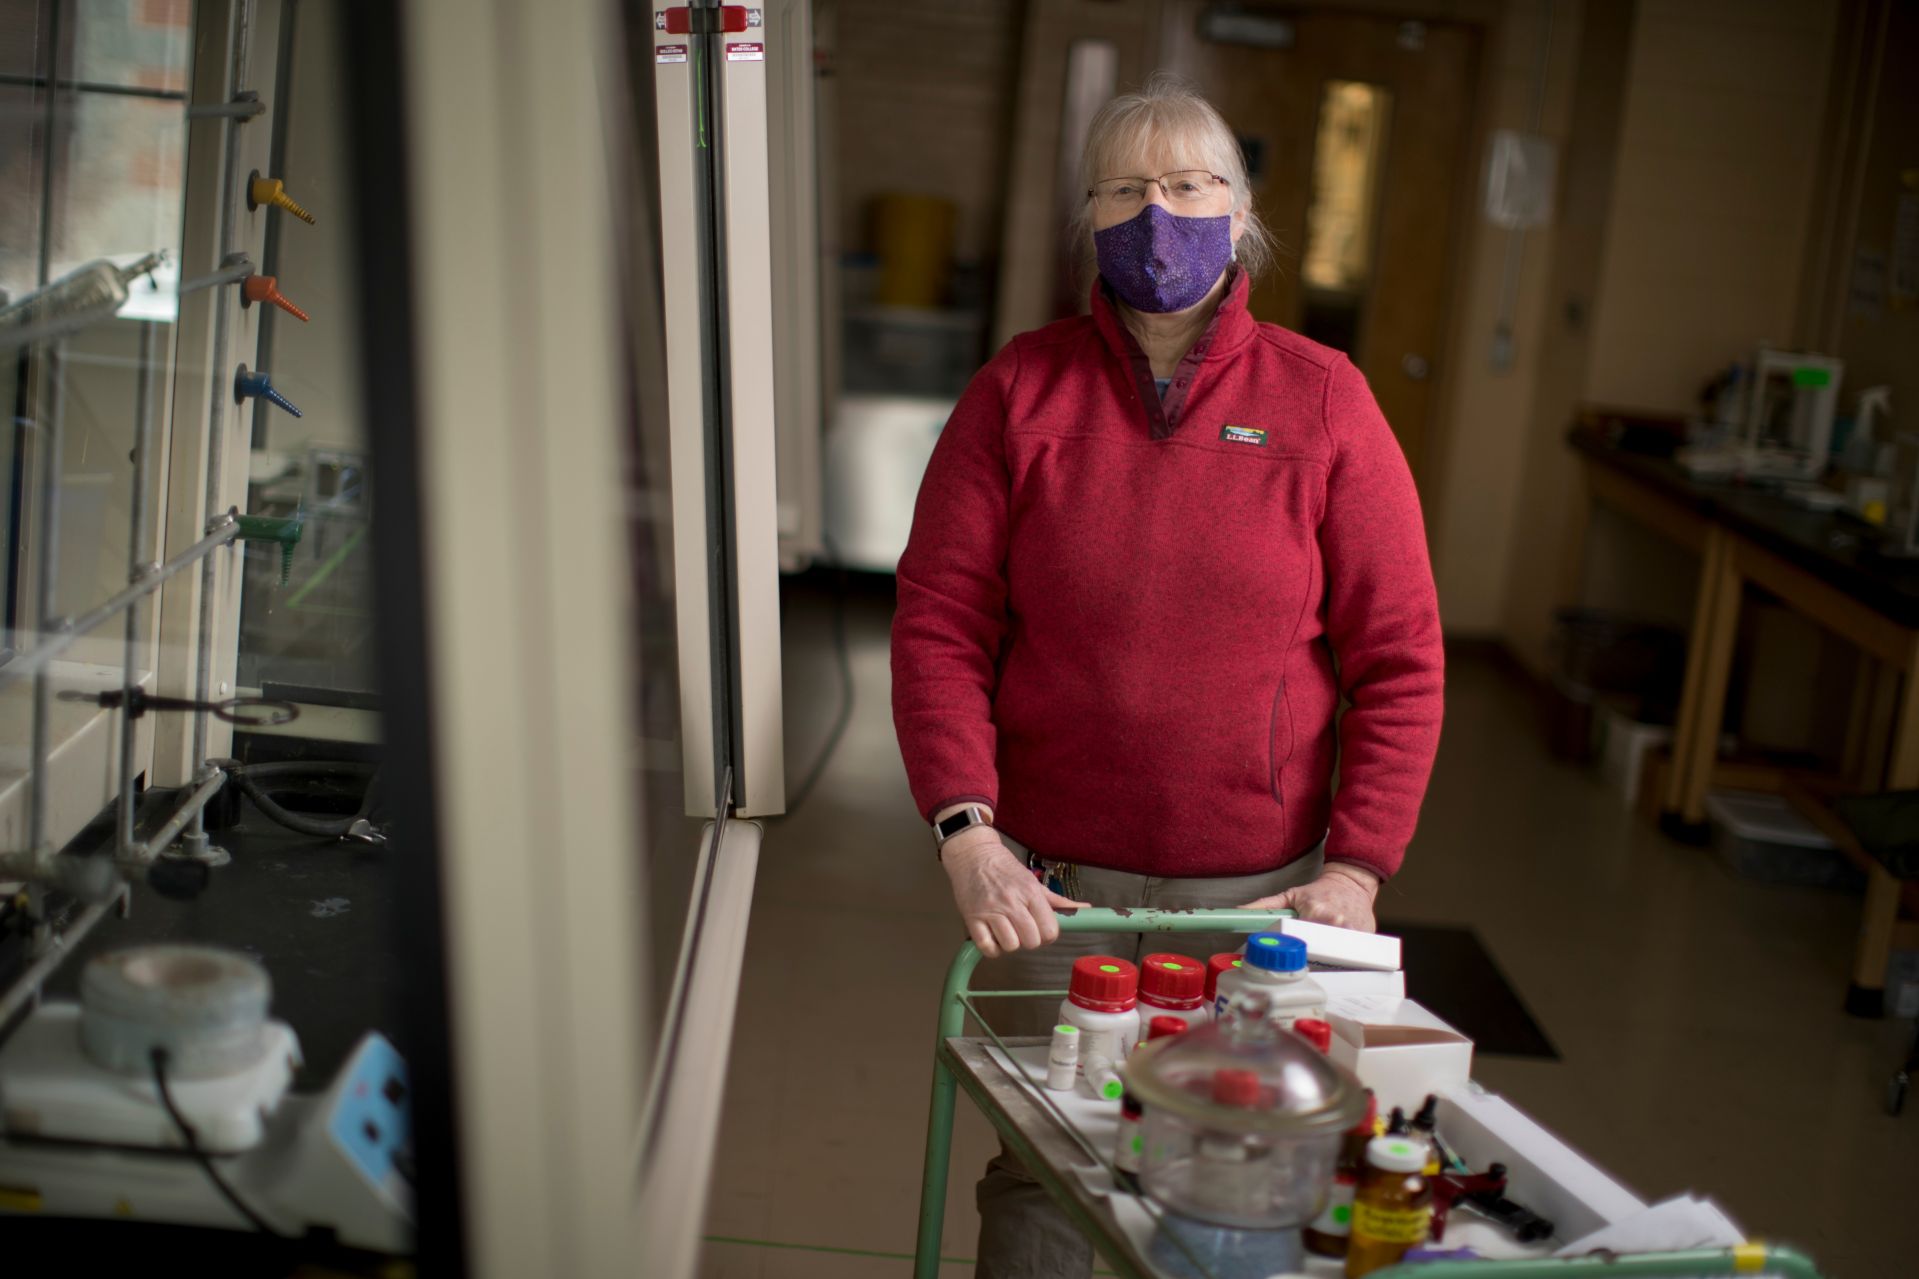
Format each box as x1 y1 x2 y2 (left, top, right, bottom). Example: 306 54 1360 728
248 175 316 225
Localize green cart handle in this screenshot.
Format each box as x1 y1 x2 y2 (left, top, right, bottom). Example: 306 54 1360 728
933 906 1294 1041
916 906 1292 1279
1371 1242 1822 1278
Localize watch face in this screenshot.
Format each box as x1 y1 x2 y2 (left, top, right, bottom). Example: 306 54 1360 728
936 811 973 840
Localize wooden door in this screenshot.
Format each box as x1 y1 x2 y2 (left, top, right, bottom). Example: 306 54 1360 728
1165 10 1480 484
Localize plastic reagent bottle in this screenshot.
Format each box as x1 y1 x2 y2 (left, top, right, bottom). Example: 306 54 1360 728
1204 953 1242 1016
1058 955 1142 1073
1293 1017 1334 1054
1044 1024 1080 1091
1085 1054 1125 1102
1345 1136 1434 1277
1213 933 1325 1028
1139 953 1209 1030
1114 1016 1188 1187
1303 1090 1378 1258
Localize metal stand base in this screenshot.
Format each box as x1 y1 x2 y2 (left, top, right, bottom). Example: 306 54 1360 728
164 834 231 869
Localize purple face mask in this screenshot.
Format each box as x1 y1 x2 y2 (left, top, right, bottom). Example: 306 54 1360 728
1093 203 1234 314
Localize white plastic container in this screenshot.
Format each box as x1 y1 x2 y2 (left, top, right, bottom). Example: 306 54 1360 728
1057 955 1141 1073
1213 932 1325 1028
1044 1023 1080 1091
1138 953 1209 1031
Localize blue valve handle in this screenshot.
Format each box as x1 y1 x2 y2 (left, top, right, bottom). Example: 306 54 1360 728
233 364 303 417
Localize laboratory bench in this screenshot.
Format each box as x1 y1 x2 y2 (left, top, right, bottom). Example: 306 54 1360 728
36 813 401 1090
1568 424 1919 1014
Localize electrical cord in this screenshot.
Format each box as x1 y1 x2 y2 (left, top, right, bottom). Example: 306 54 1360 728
148 1047 289 1237
782 545 855 817
221 760 382 839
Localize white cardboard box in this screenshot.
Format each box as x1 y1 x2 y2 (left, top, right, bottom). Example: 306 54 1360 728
1326 995 1473 1113
1279 917 1402 971
1437 1081 1646 1244
1311 969 1406 1003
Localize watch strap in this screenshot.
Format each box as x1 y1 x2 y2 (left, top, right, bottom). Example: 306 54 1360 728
933 803 993 854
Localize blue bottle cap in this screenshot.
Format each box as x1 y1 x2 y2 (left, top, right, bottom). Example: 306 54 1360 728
1244 931 1308 973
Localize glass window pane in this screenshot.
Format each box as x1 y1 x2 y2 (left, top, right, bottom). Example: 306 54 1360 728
0 4 51 81
73 0 191 95
0 85 48 301
1299 80 1391 355
52 92 184 285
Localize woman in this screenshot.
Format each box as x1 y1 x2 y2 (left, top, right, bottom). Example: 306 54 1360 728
892 77 1443 1277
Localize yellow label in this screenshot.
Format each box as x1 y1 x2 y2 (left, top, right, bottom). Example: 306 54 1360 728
1732 1242 1768 1272
1351 1200 1431 1246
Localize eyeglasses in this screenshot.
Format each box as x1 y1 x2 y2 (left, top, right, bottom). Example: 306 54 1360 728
1086 170 1231 213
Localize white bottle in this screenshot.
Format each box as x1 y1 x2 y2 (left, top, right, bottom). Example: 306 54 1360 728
1213 932 1325 1028
1057 955 1142 1073
1044 1024 1080 1091
1138 953 1210 1031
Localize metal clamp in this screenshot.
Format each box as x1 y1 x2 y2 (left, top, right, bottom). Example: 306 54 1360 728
58 688 299 728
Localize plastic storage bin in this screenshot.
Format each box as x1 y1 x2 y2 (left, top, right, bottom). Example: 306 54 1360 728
1704 791 1864 891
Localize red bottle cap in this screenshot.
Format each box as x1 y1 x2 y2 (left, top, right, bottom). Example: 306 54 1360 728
1205 953 1241 1003
1146 1015 1189 1041
1293 1018 1333 1053
1139 953 1205 1009
1210 1067 1263 1108
1068 955 1138 1013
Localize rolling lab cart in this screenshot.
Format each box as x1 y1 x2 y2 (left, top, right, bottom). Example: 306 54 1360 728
911 908 1825 1279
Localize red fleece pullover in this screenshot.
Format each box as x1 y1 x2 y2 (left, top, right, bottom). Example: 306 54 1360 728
891 274 1443 881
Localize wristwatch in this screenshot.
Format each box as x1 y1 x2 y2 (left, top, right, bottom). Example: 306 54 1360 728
933 804 993 856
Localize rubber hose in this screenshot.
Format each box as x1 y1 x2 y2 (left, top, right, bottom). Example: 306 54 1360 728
223 761 381 839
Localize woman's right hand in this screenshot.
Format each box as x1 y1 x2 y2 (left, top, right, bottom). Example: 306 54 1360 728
940 828 1090 959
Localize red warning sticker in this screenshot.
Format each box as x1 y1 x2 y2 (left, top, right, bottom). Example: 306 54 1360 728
726 41 765 61
656 44 688 64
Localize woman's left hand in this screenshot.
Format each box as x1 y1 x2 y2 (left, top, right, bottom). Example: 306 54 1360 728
1239 863 1381 932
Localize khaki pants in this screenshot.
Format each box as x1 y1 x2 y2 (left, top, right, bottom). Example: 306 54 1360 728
969 845 1325 1279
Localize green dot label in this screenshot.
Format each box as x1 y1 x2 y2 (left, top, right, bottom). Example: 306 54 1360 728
1131 1134 1143 1153
1232 960 1243 968
1161 961 1185 971
1332 1205 1351 1226
1254 936 1279 947
1055 1025 1078 1035
1102 1080 1124 1099
1098 964 1121 974
1389 1142 1414 1157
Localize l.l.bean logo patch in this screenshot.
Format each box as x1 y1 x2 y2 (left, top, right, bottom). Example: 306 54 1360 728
1219 424 1267 447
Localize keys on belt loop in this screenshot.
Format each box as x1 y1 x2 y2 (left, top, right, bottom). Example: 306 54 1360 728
1025 850 1082 901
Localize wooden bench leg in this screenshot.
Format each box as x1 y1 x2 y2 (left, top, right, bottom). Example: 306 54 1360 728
1665 528 1730 820
1848 864 1902 1018
1854 640 1919 1018
1669 534 1742 835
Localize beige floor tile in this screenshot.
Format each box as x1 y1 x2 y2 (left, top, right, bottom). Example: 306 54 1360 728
700 580 1919 1278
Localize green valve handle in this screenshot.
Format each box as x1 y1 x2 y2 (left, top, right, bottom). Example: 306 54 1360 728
234 513 305 586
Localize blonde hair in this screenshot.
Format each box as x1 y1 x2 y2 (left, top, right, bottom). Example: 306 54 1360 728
1070 73 1275 285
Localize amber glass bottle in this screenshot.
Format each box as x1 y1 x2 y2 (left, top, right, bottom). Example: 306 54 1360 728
1344 1135 1434 1277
